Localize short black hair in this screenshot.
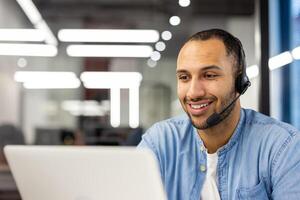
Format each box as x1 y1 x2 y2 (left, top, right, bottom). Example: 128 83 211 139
187 28 246 77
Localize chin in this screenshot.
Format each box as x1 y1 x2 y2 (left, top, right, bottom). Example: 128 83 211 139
181 103 213 129
189 115 209 130
192 120 209 130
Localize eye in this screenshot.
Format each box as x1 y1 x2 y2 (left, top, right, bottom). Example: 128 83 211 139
204 72 218 79
177 74 189 81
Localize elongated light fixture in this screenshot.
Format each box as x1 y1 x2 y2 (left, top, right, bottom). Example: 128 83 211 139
110 88 121 127
61 100 108 116
246 47 299 80
80 72 142 89
14 71 80 89
67 44 153 58
58 29 159 43
23 80 80 89
0 29 46 42
0 43 57 57
268 51 293 70
16 0 57 45
80 72 142 128
291 46 300 60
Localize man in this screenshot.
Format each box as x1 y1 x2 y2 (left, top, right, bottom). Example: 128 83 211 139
138 29 300 200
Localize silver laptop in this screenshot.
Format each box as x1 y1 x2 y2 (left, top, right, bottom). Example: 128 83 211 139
4 145 166 200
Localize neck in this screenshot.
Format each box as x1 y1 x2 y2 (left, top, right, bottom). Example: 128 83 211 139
198 103 241 154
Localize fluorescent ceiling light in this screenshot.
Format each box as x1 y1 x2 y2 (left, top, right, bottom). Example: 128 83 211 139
268 51 293 70
291 46 300 60
169 16 181 26
161 31 172 41
0 43 57 57
14 71 80 89
17 58 28 68
110 88 121 127
16 0 42 24
80 72 142 89
16 0 57 45
15 71 77 82
179 0 191 7
67 45 153 58
147 59 157 68
0 29 46 42
246 65 259 79
58 29 160 43
150 51 161 61
61 100 108 116
155 41 166 51
245 48 300 79
36 20 58 46
23 80 80 89
80 72 142 128
69 111 104 117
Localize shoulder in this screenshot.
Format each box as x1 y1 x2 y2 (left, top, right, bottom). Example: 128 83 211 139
243 108 299 138
242 108 300 166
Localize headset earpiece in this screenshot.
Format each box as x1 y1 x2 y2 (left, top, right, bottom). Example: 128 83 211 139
235 73 251 94
235 40 251 94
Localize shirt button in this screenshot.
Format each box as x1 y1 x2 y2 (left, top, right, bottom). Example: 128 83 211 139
200 165 206 172
200 146 205 152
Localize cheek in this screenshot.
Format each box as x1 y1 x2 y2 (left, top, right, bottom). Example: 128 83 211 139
207 80 232 97
213 80 235 99
177 83 187 99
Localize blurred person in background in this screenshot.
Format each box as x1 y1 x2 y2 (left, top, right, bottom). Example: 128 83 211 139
138 29 300 200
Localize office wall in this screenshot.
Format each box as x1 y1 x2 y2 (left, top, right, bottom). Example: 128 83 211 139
0 0 28 126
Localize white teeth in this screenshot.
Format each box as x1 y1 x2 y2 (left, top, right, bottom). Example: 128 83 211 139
191 103 208 109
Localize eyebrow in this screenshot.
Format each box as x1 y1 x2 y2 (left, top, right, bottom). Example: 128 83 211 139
201 65 223 71
176 69 188 74
176 65 223 74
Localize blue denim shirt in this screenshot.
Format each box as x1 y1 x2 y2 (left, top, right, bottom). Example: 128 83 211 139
138 109 300 200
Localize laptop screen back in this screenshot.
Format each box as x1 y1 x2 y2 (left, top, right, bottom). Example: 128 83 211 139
4 145 166 200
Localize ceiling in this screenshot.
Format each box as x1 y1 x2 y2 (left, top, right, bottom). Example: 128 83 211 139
32 0 254 19
30 0 255 58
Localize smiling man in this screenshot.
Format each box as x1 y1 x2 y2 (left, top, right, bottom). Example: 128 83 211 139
138 29 300 200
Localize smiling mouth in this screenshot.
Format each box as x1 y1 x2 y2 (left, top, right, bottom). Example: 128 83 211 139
186 100 214 116
190 103 209 109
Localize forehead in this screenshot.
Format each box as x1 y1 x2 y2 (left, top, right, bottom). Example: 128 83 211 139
177 39 234 72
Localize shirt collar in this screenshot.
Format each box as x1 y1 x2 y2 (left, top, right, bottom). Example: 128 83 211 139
217 108 245 155
192 109 246 156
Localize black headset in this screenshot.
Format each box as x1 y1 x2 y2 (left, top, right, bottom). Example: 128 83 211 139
206 39 251 127
234 39 251 95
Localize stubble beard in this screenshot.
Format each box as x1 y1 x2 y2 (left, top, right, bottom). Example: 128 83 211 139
182 88 237 130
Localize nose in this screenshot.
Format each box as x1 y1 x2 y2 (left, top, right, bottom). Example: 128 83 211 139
186 78 206 101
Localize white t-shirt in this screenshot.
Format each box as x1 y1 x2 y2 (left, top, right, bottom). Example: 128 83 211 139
200 152 221 200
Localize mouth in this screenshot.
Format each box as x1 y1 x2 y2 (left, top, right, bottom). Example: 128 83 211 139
190 103 210 109
186 100 213 116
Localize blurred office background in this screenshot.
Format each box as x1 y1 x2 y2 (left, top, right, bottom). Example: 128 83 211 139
0 0 299 199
